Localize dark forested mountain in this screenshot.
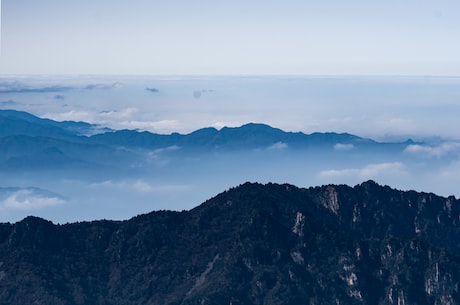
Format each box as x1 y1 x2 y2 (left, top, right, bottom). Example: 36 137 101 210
0 181 458 305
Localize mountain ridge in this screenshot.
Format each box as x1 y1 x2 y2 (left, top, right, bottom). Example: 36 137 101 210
1 109 411 172
0 109 399 146
0 181 458 304
0 109 415 155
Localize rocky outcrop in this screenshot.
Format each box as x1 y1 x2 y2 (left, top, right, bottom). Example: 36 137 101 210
0 181 458 304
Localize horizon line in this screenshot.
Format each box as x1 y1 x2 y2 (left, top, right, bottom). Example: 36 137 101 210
1 73 460 79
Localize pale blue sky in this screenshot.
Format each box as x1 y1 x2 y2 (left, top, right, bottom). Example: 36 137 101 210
1 0 459 75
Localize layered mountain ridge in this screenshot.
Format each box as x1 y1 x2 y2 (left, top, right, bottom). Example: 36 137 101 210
0 181 458 304
0 109 411 172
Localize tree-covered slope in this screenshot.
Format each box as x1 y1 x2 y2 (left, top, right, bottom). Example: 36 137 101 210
0 181 458 305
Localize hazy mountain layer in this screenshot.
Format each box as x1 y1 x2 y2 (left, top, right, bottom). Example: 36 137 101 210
0 109 409 172
1 109 458 224
0 181 458 304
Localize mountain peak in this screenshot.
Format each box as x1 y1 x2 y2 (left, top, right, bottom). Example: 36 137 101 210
1 181 459 304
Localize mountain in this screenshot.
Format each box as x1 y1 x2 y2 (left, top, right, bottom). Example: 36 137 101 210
88 123 374 150
0 109 409 154
0 110 120 171
0 109 373 149
0 181 458 305
0 109 110 137
1 109 410 172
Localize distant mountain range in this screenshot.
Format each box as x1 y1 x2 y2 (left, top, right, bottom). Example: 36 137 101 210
0 109 413 171
88 123 372 150
0 109 109 138
0 181 458 304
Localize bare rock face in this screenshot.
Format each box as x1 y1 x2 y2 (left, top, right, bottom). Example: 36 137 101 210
0 181 459 305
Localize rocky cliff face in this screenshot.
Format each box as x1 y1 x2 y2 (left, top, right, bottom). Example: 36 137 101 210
0 181 459 305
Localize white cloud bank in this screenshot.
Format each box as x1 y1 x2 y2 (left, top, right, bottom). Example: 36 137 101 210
90 179 189 194
319 162 407 180
0 189 65 212
404 142 460 158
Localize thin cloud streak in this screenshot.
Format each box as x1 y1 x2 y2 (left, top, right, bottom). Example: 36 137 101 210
0 81 121 94
89 179 190 194
318 162 407 180
334 143 355 151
